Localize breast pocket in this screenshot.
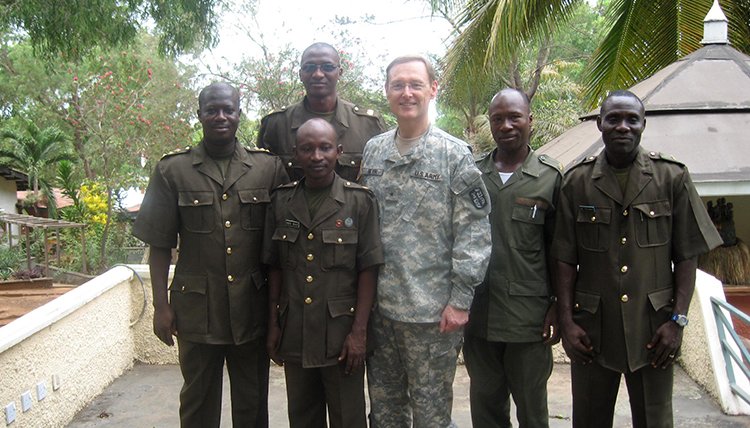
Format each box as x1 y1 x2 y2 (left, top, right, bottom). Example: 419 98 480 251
402 177 446 226
322 229 358 270
633 201 671 247
239 189 271 231
576 207 611 252
510 200 546 251
178 191 215 233
272 227 300 270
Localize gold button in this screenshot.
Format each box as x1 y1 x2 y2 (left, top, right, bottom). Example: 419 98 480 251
253 197 258 202
305 297 312 304
307 254 314 261
350 161 356 165
621 294 629 302
306 276 313 283
225 220 231 228
181 285 185 291
346 182 351 186
288 162 293 167
623 210 628 216
350 307 355 313
193 199 199 205
591 216 596 222
282 235 287 240
649 210 655 216
337 237 343 244
574 302 580 309
228 275 234 282
308 233 314 240
650 151 656 156
621 237 627 245
222 193 228 200
621 266 628 273
227 247 232 254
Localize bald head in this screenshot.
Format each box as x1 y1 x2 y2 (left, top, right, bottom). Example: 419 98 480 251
199 82 239 110
296 118 338 146
489 88 530 115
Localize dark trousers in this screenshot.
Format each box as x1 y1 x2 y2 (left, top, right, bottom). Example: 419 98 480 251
283 361 367 428
571 360 674 428
463 334 553 428
177 337 270 428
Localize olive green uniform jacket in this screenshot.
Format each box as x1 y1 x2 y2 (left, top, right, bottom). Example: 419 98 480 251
257 97 386 182
133 141 289 345
262 174 384 368
551 147 722 372
467 148 563 342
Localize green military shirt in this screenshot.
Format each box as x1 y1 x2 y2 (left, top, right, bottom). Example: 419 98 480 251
257 97 386 182
466 147 563 342
552 147 722 372
262 174 384 368
133 140 289 345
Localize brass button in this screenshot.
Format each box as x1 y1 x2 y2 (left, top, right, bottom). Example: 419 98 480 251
621 266 628 273
350 161 356 165
288 162 293 167
227 275 234 282
621 237 627 245
621 294 629 302
350 307 355 313
623 210 628 216
306 276 313 283
307 254 314 261
346 182 351 186
193 199 199 205
591 216 596 222
253 197 258 202
222 193 228 200
308 233 314 240
282 235 287 240
650 151 657 156
305 297 312 304
649 210 655 216
574 302 580 309
225 220 231 228
181 285 185 291
337 237 343 244
227 247 232 255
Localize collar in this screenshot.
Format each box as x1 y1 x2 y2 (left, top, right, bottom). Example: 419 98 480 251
591 146 653 179
191 139 253 168
477 146 540 177
289 97 349 130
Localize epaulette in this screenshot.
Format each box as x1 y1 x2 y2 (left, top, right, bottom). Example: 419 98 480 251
245 146 273 155
648 150 685 165
343 180 375 196
352 105 380 118
538 154 564 173
278 181 299 189
474 151 491 163
568 154 597 171
161 146 192 159
267 106 289 116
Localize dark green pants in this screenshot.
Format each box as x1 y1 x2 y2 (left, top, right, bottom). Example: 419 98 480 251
571 360 674 428
177 337 269 428
463 334 553 428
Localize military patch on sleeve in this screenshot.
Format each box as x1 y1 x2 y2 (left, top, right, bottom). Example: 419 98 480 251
469 188 487 209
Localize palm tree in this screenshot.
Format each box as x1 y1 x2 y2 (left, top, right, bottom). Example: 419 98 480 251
0 120 74 217
433 0 750 109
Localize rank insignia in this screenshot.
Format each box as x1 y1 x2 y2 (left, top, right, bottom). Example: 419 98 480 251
344 217 354 228
336 220 343 228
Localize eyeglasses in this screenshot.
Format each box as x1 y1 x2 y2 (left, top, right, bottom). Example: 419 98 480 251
300 63 339 73
388 82 427 93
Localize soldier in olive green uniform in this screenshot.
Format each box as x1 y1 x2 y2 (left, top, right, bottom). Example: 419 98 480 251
264 118 383 428
257 42 386 182
464 89 562 428
133 82 289 428
552 91 722 428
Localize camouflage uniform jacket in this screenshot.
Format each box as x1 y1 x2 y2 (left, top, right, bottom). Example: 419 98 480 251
133 140 289 345
257 97 386 182
360 125 491 323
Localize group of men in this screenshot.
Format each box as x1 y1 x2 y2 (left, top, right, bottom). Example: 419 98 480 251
133 41 722 428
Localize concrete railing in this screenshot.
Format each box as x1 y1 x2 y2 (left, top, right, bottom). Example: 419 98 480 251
0 265 176 428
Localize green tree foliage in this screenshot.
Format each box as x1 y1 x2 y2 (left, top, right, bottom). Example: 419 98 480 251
0 0 218 60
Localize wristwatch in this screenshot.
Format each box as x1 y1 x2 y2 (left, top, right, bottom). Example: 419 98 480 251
671 314 689 327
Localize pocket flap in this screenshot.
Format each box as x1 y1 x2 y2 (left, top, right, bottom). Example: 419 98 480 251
573 290 600 314
178 191 213 207
647 286 674 312
273 227 300 243
511 204 545 224
169 273 207 294
327 295 357 318
633 201 671 218
576 207 611 224
238 189 270 204
322 229 358 244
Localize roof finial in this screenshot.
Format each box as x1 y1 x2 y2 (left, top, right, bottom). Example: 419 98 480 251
701 0 729 45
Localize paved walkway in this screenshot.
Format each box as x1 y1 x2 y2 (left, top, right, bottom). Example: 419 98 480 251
67 362 750 427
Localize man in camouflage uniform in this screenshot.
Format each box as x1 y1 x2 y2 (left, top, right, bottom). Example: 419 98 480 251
257 42 386 182
360 55 491 428
133 82 288 428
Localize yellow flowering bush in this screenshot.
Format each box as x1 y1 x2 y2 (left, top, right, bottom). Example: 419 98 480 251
79 183 109 225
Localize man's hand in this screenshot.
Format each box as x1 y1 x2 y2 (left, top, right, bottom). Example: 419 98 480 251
339 330 367 375
153 303 177 346
440 305 469 333
560 320 594 364
542 302 560 345
267 323 283 367
647 321 682 369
